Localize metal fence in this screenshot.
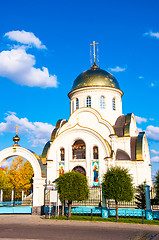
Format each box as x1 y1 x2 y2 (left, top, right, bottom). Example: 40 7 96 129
0 188 33 206
1 186 157 211
72 187 138 209
44 186 149 210
72 187 102 207
106 200 137 209
150 187 159 210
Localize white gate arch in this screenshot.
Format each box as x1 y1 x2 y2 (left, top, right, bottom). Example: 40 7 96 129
0 146 46 207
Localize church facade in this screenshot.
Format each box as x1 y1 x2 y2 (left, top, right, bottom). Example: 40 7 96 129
41 61 152 187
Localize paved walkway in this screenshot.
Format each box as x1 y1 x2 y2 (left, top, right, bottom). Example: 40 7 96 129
0 215 158 240
0 215 158 230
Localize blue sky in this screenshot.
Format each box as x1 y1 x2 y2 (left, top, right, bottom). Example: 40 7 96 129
0 0 159 179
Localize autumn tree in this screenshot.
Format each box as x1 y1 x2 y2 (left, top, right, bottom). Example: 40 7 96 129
102 166 134 221
0 169 10 190
2 156 34 199
57 171 89 218
0 168 12 200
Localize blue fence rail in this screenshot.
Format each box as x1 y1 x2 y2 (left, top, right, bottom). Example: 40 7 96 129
64 206 159 220
0 206 32 214
0 205 159 219
0 201 22 206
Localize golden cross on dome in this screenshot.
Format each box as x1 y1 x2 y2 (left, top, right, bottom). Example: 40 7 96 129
90 41 99 63
15 125 19 135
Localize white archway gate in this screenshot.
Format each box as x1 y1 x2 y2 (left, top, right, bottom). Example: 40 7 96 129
0 146 46 207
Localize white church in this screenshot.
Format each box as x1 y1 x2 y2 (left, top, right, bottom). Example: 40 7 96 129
0 42 152 207
41 45 152 188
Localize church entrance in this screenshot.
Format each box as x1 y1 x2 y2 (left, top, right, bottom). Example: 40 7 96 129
72 166 86 176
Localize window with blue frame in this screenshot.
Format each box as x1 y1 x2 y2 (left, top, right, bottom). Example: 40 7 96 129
86 96 91 107
100 96 105 109
76 98 79 109
112 97 116 110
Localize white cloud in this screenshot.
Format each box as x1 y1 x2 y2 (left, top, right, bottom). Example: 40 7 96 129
109 66 126 72
146 125 159 141
5 30 46 49
1 160 11 168
149 118 154 121
151 83 155 87
151 156 159 162
151 149 159 155
0 47 58 88
0 112 54 147
135 116 147 124
138 76 144 79
144 31 159 39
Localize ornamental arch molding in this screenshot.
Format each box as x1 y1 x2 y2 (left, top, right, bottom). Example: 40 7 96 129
0 146 46 207
48 125 111 160
0 146 42 178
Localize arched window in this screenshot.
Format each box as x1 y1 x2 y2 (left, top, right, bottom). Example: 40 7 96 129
93 146 98 159
76 98 79 109
112 97 116 110
100 96 105 109
72 166 86 176
72 140 86 159
86 96 91 107
60 148 65 161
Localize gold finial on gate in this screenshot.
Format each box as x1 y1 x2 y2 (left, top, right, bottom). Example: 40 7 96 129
15 125 19 135
13 125 20 145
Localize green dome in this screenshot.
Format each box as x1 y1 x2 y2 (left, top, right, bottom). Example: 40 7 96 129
71 63 120 91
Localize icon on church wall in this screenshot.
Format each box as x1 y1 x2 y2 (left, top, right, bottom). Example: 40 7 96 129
92 162 99 186
59 162 64 177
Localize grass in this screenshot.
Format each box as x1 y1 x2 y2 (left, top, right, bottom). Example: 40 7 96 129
47 215 159 225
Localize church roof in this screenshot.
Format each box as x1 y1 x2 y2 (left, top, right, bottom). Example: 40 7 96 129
71 63 120 91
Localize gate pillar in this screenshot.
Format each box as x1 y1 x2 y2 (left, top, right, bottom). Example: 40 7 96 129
33 177 46 207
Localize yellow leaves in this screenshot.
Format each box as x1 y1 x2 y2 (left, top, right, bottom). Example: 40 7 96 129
0 169 11 189
1 156 33 193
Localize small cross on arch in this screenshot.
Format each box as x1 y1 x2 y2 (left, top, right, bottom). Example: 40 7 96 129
15 125 20 135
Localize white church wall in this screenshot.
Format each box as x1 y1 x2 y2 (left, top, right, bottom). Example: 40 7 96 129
116 137 131 157
47 126 110 186
69 87 123 125
58 108 115 145
115 160 152 187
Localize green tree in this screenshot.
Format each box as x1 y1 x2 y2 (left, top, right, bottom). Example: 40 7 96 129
154 170 159 203
57 171 89 217
135 182 146 209
102 166 134 221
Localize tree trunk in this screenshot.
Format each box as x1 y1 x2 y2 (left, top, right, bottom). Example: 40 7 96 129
68 201 72 218
115 200 119 222
62 201 65 216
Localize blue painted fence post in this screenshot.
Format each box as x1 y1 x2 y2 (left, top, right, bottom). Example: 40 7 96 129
145 185 153 220
102 185 108 218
